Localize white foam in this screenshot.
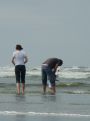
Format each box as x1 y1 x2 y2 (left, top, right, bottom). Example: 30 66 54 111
58 71 90 79
0 66 90 79
0 111 90 117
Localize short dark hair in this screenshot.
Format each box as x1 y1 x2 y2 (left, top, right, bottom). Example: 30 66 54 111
58 59 63 66
16 44 23 50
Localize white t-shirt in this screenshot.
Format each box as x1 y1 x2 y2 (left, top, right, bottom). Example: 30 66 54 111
13 50 27 66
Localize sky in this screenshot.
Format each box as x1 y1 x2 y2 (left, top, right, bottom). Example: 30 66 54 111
0 0 90 68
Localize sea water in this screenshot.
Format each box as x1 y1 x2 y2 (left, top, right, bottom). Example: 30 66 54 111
0 66 90 121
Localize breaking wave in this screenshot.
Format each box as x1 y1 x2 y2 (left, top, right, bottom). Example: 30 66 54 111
0 66 90 79
0 111 90 117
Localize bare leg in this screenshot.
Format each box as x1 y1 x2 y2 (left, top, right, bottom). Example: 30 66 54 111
17 83 20 95
22 83 25 95
51 86 56 95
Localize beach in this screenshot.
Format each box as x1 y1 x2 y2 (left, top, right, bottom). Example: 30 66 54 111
0 67 90 120
0 0 89 120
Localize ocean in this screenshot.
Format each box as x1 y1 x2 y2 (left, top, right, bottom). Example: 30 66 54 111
0 66 90 121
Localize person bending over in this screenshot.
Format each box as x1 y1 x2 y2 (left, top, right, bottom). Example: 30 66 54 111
42 58 63 95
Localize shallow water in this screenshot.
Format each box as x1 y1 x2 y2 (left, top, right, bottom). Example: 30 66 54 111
0 74 90 121
0 93 90 121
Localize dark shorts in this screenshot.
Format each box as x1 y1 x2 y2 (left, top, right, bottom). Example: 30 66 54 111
42 65 56 86
15 65 26 83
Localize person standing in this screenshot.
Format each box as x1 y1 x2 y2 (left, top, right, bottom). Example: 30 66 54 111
42 58 63 95
12 44 28 95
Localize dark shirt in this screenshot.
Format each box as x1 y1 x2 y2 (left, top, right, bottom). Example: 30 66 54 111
43 58 62 69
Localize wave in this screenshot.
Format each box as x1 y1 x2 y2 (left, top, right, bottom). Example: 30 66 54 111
0 66 90 79
63 90 90 94
0 111 90 117
57 82 87 87
0 82 89 95
57 71 90 79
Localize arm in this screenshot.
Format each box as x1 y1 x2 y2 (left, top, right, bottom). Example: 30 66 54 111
53 64 59 73
12 57 15 66
24 56 28 64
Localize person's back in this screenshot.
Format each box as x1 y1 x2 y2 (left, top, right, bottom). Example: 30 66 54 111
43 58 63 69
12 44 28 95
13 50 26 66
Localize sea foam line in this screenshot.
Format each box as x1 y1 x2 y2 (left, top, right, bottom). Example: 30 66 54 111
0 111 90 117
